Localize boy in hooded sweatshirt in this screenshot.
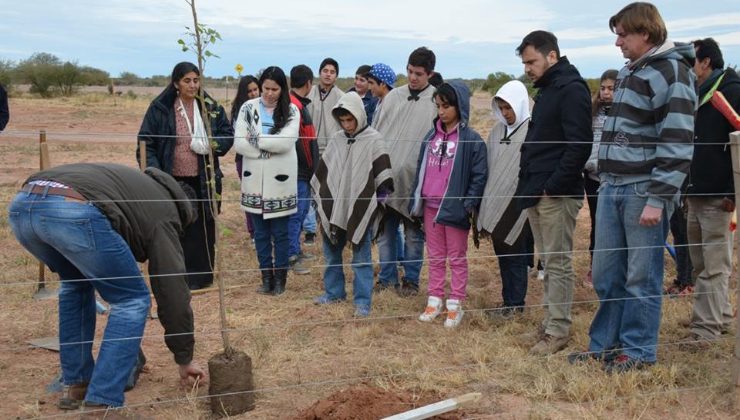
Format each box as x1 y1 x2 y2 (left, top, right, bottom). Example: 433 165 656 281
311 92 394 317
477 80 532 318
409 81 488 328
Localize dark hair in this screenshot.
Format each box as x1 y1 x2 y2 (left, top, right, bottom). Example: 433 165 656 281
609 2 666 46
694 38 724 70
355 65 372 77
592 69 619 116
408 47 436 74
258 66 292 135
231 75 259 123
433 83 459 112
290 65 314 89
332 107 354 120
319 58 339 75
429 72 444 88
168 62 201 99
171 61 200 85
516 31 560 58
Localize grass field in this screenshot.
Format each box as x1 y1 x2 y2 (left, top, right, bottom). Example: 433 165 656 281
0 90 737 419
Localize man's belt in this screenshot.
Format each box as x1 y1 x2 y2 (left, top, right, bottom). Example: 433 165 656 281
21 184 87 201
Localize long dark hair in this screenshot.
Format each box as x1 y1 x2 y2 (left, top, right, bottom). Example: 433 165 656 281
592 69 618 117
259 66 292 134
231 75 259 123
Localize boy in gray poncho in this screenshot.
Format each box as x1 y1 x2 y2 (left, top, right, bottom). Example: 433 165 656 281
312 92 394 317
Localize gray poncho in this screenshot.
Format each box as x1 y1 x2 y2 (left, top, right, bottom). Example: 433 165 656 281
312 92 394 245
307 84 344 154
372 84 436 219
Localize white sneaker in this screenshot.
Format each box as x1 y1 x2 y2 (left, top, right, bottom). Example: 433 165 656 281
444 299 464 328
537 270 545 281
418 296 443 322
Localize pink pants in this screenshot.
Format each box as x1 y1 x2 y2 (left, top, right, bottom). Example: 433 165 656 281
424 205 469 300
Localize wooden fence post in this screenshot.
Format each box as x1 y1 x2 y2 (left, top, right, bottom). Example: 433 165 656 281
34 130 56 300
729 131 740 390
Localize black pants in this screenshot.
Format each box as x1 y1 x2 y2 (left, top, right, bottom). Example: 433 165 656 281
178 176 216 289
584 173 600 264
670 203 693 287
492 200 529 307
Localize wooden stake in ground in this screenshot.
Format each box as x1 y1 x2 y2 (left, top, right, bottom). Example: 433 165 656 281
34 130 57 300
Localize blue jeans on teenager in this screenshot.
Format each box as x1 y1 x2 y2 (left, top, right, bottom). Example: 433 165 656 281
322 230 374 307
289 180 311 258
8 191 150 407
377 210 424 286
588 181 673 363
303 204 317 235
251 213 290 270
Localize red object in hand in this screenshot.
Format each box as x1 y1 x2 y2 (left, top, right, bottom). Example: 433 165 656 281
710 91 740 131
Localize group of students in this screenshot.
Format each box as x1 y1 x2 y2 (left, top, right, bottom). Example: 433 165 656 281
134 0 740 373
7 0 740 412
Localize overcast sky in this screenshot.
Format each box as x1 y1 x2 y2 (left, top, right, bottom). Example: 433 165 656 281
2 0 739 79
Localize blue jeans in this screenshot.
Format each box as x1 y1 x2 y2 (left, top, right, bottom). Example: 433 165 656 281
289 180 311 258
303 204 317 234
251 213 290 270
588 182 673 363
377 210 424 286
322 230 374 307
8 192 150 407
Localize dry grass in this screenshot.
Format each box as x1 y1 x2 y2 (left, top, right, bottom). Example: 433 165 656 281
0 92 737 419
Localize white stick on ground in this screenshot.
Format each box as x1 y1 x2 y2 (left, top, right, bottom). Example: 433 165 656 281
382 392 481 420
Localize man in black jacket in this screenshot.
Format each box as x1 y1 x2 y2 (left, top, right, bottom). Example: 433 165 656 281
8 163 207 410
514 31 592 355
683 38 740 348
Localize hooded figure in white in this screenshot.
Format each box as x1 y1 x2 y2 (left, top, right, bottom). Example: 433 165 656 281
311 91 393 245
477 80 531 243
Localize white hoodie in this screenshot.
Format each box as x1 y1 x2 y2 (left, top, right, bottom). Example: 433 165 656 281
477 80 531 243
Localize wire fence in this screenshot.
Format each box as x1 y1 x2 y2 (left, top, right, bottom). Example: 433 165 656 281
1 128 738 418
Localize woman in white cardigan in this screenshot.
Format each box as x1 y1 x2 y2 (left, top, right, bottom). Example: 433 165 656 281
234 66 300 295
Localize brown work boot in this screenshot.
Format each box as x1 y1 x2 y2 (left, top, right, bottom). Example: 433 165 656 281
678 332 716 352
530 334 570 356
57 382 88 410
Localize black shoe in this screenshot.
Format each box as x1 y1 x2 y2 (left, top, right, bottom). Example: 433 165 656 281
374 282 400 292
272 268 287 295
603 354 655 374
568 348 621 365
304 232 316 246
485 305 523 321
257 269 274 295
396 280 419 297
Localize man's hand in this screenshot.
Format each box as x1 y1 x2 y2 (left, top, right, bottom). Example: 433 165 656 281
639 204 663 226
179 362 209 388
720 197 735 213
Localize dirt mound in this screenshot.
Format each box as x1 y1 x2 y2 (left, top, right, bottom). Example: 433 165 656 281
291 384 464 420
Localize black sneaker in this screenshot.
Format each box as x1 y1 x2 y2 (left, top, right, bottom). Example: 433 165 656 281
396 280 419 297
304 232 316 246
374 282 400 292
567 348 620 365
603 354 655 374
484 305 523 321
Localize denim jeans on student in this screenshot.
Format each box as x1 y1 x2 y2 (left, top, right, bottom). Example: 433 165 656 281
588 181 673 363
303 204 317 234
321 229 374 307
251 213 290 270
289 180 311 258
377 210 424 286
8 191 150 407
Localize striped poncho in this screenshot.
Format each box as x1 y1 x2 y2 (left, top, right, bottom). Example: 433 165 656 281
311 92 394 245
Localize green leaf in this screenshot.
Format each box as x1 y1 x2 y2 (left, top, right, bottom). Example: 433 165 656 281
177 39 185 45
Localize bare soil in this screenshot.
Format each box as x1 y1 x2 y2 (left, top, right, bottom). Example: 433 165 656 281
0 91 737 419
